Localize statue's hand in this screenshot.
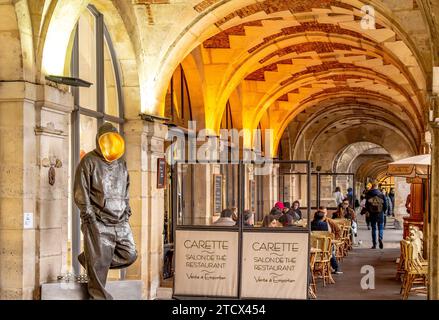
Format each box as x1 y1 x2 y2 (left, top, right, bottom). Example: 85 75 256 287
80 208 97 224
124 206 132 221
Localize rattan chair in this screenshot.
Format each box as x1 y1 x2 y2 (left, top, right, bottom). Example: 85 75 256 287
401 240 428 299
311 234 333 287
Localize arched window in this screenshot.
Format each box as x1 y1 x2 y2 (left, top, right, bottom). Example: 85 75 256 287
68 5 124 275
165 64 193 126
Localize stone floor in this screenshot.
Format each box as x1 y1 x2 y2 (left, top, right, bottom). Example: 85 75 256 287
316 214 427 300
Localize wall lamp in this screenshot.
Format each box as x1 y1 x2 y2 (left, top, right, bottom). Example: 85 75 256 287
45 75 93 87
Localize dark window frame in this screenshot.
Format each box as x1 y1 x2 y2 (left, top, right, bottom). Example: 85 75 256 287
70 4 125 276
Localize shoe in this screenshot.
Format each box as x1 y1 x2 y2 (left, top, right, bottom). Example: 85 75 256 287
379 239 383 249
371 245 376 249
332 270 343 274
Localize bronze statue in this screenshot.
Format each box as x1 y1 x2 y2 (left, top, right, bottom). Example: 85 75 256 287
74 122 137 300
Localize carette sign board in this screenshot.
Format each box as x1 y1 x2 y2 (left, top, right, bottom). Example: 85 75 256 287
174 230 239 297
240 232 309 299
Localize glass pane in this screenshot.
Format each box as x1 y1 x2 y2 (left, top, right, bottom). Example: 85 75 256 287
79 115 97 159
319 174 355 210
78 10 97 111
176 163 239 228
251 162 310 228
173 67 182 119
104 38 119 117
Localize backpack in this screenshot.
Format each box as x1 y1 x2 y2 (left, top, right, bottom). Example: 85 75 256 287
368 195 384 214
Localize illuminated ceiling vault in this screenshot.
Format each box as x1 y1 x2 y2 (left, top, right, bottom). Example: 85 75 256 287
178 0 428 169
33 0 432 178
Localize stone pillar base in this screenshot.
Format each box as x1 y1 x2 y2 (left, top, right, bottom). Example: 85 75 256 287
41 280 143 300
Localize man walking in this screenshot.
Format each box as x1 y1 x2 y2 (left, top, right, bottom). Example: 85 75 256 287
365 183 387 249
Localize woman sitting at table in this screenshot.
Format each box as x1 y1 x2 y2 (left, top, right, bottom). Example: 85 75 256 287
289 200 303 221
332 199 356 221
262 205 283 227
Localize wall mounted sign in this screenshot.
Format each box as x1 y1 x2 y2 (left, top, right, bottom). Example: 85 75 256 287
240 232 309 299
213 174 223 215
157 158 167 189
174 230 239 297
23 212 34 229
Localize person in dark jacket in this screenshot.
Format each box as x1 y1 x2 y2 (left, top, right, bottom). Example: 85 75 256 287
311 210 342 274
389 188 395 217
365 183 388 249
74 122 137 300
311 210 329 231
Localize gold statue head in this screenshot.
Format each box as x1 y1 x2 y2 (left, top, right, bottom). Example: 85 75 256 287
96 122 125 162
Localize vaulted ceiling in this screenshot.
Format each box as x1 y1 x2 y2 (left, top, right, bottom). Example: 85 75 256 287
180 0 428 163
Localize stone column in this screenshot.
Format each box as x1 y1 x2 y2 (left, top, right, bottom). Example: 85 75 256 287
124 119 167 300
0 81 71 299
0 81 36 299
34 84 73 298
429 119 439 300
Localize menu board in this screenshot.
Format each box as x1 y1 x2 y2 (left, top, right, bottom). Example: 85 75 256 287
241 232 309 299
213 174 223 215
174 230 238 297
157 158 166 189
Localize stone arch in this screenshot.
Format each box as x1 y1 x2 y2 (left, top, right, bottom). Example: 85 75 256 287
128 0 431 125
332 142 391 173
180 50 206 126
299 123 415 172
0 0 35 81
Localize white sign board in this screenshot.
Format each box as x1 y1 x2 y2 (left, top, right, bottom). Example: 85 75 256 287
23 212 33 229
174 230 239 297
241 232 309 299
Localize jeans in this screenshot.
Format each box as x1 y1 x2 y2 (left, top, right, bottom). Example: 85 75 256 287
369 212 384 246
330 244 339 271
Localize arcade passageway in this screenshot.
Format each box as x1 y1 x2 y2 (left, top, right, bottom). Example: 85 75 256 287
1 0 439 300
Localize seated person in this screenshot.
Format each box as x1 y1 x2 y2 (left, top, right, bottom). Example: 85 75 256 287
243 210 254 227
230 207 238 222
311 210 328 231
262 205 283 227
332 198 357 237
279 202 293 226
311 210 342 274
266 215 283 228
332 199 356 221
213 208 236 226
319 206 342 240
290 200 302 221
